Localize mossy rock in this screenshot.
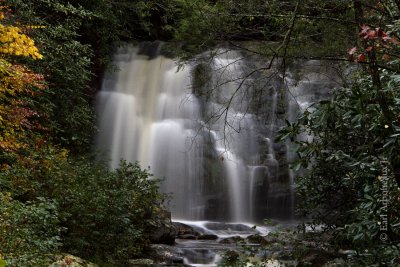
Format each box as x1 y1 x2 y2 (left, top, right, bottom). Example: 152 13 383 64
51 254 98 267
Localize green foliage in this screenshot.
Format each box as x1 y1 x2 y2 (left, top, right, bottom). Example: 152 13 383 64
0 146 166 265
57 160 165 263
277 69 400 264
170 0 354 60
7 0 96 151
0 193 61 267
171 0 235 56
275 4 400 263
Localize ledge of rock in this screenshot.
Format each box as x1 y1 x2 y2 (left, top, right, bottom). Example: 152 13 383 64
127 258 154 266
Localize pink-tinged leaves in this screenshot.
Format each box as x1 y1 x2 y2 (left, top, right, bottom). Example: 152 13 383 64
382 36 392 43
348 47 357 55
354 24 400 63
360 24 370 35
366 30 377 39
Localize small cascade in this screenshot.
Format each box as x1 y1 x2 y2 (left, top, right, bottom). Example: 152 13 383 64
222 152 248 221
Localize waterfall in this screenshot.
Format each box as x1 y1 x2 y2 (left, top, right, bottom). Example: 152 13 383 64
96 43 338 223
96 44 204 219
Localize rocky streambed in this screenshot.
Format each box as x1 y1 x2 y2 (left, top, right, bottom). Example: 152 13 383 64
140 220 350 267
53 220 352 267
144 220 271 266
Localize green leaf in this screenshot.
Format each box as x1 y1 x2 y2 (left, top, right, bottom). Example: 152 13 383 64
292 161 302 171
383 138 395 148
0 259 7 267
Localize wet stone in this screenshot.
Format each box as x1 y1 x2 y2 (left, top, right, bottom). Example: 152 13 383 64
197 234 218 240
173 222 202 239
179 234 198 240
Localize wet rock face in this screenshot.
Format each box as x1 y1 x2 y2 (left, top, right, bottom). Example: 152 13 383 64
173 222 218 240
199 133 230 221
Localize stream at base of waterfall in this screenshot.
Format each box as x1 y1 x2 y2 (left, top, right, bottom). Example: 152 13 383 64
174 220 272 266
156 220 301 266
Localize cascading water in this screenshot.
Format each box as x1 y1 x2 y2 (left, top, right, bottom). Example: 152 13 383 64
204 52 261 222
96 43 330 223
96 44 204 219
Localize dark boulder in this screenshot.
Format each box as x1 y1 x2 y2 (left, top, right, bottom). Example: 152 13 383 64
173 222 202 239
148 209 176 245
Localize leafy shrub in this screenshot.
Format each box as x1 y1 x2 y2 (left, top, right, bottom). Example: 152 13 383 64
0 193 61 267
277 70 400 264
56 160 166 263
0 146 166 265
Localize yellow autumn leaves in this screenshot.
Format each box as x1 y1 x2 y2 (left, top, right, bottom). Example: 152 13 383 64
0 24 43 59
0 6 45 153
0 4 43 60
